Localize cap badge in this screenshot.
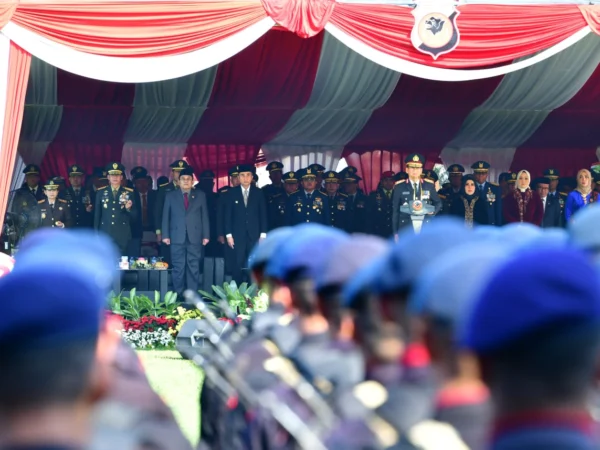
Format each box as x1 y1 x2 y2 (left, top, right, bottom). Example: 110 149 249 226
178 161 184 168
307 168 312 174
113 163 118 169
453 166 458 172
549 169 554 175
289 172 295 177
413 155 419 162
73 166 78 171
478 162 484 168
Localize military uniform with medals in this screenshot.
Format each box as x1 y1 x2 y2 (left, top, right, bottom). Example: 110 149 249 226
544 168 568 227
94 163 137 253
285 168 330 226
343 173 368 233
471 161 503 226
261 161 285 204
61 164 94 228
38 180 71 229
367 182 394 238
268 171 298 230
322 171 351 232
392 154 443 232
438 164 464 215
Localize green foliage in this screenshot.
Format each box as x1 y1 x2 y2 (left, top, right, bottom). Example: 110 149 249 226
108 288 179 320
198 281 268 319
167 308 204 336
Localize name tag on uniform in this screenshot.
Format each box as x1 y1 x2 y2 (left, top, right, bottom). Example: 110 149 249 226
402 191 410 195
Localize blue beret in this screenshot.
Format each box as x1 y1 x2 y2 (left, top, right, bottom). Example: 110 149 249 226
342 252 390 308
0 267 106 349
316 234 389 291
497 223 542 247
16 229 119 294
518 228 569 251
409 242 511 326
461 247 600 354
568 204 600 252
373 217 473 294
265 224 348 282
248 227 296 270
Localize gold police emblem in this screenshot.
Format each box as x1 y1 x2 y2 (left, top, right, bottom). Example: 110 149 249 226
113 163 118 169
411 0 460 60
179 161 184 168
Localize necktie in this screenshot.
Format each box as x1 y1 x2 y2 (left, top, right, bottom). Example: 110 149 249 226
142 193 148 225
113 189 118 199
386 190 391 199
31 188 36 195
183 192 189 210
479 185 484 195
74 189 80 196
243 189 249 207
307 192 312 201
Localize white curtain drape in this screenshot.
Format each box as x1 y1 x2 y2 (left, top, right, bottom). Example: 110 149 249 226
1 19 275 83
19 57 62 165
325 24 591 82
441 33 600 176
121 68 218 179
280 150 341 172
441 147 517 183
263 33 400 169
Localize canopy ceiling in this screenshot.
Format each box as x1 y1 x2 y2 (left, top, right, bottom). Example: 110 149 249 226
16 28 600 187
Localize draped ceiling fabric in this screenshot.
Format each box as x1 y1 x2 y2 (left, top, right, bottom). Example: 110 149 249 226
4 0 600 233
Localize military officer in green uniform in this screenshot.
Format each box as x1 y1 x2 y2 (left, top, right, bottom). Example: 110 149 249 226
285 168 330 226
367 171 395 238
438 164 464 214
268 171 299 230
261 161 285 202
38 179 71 229
61 164 93 228
94 162 137 254
322 170 351 232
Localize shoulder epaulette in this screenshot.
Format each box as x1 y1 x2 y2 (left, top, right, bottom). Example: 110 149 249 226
124 187 134 192
319 190 327 196
38 199 45 204
438 194 447 199
271 193 282 198
97 185 108 190
394 179 406 186
58 198 68 203
559 191 568 196
489 182 499 186
339 192 348 197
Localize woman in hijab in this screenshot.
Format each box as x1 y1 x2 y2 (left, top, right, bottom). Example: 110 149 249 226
450 175 488 227
565 169 597 222
502 170 543 226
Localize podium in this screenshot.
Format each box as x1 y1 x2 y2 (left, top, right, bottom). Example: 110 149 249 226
400 200 435 233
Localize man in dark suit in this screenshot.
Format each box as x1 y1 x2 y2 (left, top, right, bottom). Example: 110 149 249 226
392 153 442 236
161 167 210 296
535 177 562 228
471 161 502 226
94 163 137 254
154 160 189 265
224 164 268 283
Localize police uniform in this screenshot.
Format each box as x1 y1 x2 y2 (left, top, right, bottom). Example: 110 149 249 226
470 161 502 226
343 172 369 233
392 154 442 232
261 161 285 204
322 171 351 232
17 163 46 202
94 162 138 253
543 168 567 225
61 164 94 228
438 164 464 215
268 171 298 230
38 180 71 229
286 168 330 226
367 171 395 238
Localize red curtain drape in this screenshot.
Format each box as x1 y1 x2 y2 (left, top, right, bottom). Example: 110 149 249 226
185 144 259 190
187 29 322 149
0 1 16 28
11 1 268 57
121 144 187 183
330 4 595 68
1 41 31 232
345 150 441 193
510 148 598 179
40 142 125 182
260 0 335 38
345 74 500 154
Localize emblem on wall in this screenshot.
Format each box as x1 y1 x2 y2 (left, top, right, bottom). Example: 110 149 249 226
411 0 460 60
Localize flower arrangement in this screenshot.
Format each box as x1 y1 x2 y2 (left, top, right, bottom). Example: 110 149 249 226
108 283 268 350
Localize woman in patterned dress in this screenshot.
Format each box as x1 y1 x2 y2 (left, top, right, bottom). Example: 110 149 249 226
502 170 543 226
450 175 488 228
565 169 597 222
